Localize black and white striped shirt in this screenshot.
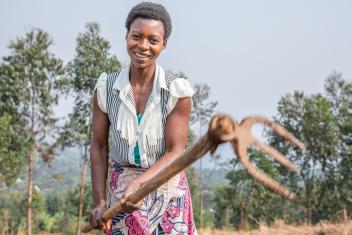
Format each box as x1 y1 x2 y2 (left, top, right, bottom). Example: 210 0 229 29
94 64 194 168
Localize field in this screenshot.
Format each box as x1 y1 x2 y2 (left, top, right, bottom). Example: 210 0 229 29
24 221 352 235
200 221 352 235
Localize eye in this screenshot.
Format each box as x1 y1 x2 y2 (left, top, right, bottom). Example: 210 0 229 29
130 34 140 40
149 37 160 45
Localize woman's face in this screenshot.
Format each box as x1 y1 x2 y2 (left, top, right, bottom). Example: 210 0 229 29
126 18 166 70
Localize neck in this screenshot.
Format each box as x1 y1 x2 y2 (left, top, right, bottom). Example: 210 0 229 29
129 63 156 89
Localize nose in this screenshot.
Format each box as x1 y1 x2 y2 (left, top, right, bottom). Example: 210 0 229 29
138 38 149 50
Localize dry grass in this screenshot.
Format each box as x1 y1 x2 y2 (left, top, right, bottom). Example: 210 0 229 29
16 221 352 235
200 221 352 235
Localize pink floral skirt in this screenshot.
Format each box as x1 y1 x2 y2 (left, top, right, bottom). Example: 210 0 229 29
106 161 197 235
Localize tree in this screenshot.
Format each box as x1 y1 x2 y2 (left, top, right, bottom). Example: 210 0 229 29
0 28 65 235
212 72 352 228
213 150 286 229
191 83 218 129
323 72 352 222
190 83 218 228
268 76 348 224
61 22 121 235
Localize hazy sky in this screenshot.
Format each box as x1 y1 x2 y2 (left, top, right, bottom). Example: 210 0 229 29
1 0 352 119
1 0 351 168
1 0 352 153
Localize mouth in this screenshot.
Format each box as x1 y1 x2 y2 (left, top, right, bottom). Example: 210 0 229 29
134 51 151 59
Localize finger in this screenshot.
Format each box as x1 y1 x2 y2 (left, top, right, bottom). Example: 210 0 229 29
106 219 112 229
119 197 127 206
124 201 135 213
95 210 105 230
89 219 98 229
103 220 112 235
98 219 105 230
136 200 143 208
88 213 98 229
126 200 142 210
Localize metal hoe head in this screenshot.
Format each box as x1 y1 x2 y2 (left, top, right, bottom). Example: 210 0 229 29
212 115 304 203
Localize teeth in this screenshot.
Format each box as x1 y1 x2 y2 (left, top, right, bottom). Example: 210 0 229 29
135 52 149 58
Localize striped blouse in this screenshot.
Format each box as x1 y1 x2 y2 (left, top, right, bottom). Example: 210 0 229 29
94 64 194 168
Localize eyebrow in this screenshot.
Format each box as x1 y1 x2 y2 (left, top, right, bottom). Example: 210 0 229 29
130 30 162 38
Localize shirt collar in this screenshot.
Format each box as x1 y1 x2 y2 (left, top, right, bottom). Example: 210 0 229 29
111 63 168 116
112 63 168 94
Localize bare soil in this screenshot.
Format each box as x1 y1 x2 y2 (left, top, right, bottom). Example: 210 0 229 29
200 220 352 235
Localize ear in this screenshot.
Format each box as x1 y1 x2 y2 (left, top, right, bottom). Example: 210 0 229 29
162 39 167 50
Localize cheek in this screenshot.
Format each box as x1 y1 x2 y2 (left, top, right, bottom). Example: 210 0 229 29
151 46 164 56
126 40 136 51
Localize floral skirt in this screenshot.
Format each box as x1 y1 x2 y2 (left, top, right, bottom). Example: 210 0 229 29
106 161 197 235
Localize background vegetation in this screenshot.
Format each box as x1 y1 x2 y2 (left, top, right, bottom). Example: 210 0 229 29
0 23 351 234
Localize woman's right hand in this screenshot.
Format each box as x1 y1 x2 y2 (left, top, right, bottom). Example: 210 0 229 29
88 205 111 232
120 179 144 213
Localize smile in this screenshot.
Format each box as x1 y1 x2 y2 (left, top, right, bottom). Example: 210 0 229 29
134 52 151 58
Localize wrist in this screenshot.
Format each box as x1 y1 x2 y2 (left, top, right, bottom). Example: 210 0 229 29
94 199 106 209
133 176 145 187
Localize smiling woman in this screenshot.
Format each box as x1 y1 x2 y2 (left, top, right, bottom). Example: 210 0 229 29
88 2 197 235
127 18 166 70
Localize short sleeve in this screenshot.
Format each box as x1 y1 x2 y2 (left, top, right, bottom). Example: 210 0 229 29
93 72 108 113
167 78 195 114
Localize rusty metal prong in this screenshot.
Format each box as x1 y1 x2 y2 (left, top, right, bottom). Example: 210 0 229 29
232 142 298 203
241 116 305 151
252 138 299 172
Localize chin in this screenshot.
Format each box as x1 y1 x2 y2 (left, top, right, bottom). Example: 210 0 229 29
131 60 154 70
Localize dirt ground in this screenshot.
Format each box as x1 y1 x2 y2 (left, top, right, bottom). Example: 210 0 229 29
200 221 352 235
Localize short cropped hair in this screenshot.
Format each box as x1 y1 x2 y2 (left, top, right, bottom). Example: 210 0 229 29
125 2 172 40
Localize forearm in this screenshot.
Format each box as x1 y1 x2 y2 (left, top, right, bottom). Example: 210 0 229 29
135 98 191 186
123 97 191 197
90 143 109 207
135 148 183 186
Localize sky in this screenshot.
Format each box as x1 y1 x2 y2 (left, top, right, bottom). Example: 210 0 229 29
1 0 352 166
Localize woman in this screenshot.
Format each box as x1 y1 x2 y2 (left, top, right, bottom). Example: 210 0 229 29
89 2 197 234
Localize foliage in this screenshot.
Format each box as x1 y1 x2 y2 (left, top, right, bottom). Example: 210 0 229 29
0 183 94 234
267 73 351 223
212 73 351 228
0 192 25 234
60 22 121 151
323 72 352 211
64 183 93 220
45 194 64 216
0 27 66 169
191 83 218 129
213 150 286 229
0 113 28 186
1 28 65 153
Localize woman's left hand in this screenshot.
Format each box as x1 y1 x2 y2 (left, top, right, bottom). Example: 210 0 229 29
120 179 144 212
